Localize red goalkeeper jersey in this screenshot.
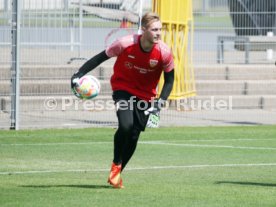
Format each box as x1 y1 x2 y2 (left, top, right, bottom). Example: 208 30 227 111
106 34 174 101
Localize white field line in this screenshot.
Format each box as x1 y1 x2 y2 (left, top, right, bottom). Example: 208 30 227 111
0 138 275 146
1 163 276 175
174 138 276 142
139 142 276 150
1 141 276 150
0 141 112 146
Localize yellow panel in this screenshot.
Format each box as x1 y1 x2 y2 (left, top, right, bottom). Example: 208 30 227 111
153 0 196 100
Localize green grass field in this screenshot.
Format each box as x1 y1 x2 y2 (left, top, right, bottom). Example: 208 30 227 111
1 126 276 207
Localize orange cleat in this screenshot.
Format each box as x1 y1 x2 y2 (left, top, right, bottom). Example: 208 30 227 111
107 162 124 189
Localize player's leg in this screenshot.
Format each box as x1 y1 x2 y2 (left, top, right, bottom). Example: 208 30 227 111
108 91 134 188
113 106 134 165
121 98 149 171
108 106 134 188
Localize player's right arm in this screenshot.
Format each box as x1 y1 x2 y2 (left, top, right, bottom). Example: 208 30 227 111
72 50 110 79
71 34 134 88
71 50 110 90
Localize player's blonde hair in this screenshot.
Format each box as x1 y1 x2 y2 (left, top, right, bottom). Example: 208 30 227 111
141 12 160 28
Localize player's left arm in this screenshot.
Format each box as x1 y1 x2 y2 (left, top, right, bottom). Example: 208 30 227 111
145 69 174 116
159 69 174 101
159 42 174 102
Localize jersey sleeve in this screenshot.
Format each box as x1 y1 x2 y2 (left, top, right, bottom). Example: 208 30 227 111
160 43 174 72
105 34 138 58
105 39 123 57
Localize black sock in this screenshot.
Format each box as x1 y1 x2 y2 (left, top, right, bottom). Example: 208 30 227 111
113 128 125 165
121 129 141 171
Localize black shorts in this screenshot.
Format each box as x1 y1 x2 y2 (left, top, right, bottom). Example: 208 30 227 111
112 90 150 131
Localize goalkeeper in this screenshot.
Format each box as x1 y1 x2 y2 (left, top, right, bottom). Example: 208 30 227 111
71 12 174 188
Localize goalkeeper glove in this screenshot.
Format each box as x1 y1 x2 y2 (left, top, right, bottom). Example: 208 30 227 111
146 113 160 128
71 73 81 98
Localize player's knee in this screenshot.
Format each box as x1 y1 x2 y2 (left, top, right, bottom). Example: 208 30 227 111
119 121 133 135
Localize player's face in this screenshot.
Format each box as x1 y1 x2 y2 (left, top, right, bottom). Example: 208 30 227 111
144 20 162 44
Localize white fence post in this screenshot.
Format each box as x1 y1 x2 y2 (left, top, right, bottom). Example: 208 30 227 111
10 0 21 130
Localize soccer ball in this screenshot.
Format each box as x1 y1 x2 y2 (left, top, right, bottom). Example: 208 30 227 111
74 75 101 99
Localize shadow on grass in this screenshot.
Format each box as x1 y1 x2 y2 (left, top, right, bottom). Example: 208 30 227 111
20 184 113 189
215 181 276 187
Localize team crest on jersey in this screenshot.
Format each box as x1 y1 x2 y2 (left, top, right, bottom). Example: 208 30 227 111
149 59 158 68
